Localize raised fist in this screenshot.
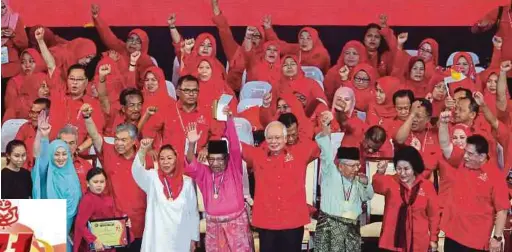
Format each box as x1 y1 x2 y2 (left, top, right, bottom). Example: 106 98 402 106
34 27 45 42
91 4 100 18
397 32 408 45
168 13 176 27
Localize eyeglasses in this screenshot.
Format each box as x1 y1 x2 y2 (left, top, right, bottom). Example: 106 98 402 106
68 77 87 82
207 157 225 163
28 109 43 116
419 48 433 55
127 38 142 44
180 88 199 95
354 76 370 83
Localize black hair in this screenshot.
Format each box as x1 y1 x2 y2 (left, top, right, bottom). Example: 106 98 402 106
415 98 433 117
160 144 178 157
453 87 472 99
278 113 299 128
393 146 425 175
119 88 144 106
363 23 390 65
466 135 489 155
392 89 415 105
5 140 27 165
34 98 51 109
459 96 480 114
85 55 101 80
177 75 199 88
67 64 88 78
86 168 108 181
364 125 387 144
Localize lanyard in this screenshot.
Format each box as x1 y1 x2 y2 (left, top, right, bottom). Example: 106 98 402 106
212 172 225 199
340 175 354 202
163 177 173 200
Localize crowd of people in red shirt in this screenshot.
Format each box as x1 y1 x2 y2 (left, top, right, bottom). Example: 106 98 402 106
1 0 512 251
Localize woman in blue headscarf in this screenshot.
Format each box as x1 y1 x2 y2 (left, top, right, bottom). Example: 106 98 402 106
32 115 82 252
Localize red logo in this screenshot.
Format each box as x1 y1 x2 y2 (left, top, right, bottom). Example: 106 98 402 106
0 200 19 229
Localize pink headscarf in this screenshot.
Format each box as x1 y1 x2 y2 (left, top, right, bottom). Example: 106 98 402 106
332 86 356 117
1 0 19 46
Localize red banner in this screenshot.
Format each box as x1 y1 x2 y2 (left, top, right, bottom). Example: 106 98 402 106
10 0 508 27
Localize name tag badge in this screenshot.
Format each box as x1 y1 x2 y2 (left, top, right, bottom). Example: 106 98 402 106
1 46 8 64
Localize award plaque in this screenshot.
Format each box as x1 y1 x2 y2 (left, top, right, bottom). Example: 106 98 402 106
88 217 130 250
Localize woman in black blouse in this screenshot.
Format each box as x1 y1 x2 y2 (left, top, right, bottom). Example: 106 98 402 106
1 140 32 199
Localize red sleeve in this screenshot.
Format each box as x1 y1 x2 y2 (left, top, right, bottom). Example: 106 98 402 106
491 175 511 211
93 16 126 53
259 106 275 128
390 49 410 79
4 78 18 110
372 173 392 195
489 46 502 69
264 27 300 55
379 27 397 55
425 183 441 242
73 196 97 250
225 48 245 92
312 50 331 75
172 37 183 61
241 143 259 168
447 146 465 167
323 66 341 105
12 18 29 50
471 7 500 33
90 101 106 135
212 13 240 61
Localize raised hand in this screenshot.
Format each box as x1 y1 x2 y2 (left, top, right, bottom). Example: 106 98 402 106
397 32 408 45
34 27 45 42
245 27 257 40
80 103 93 118
140 138 154 151
146 106 158 116
262 15 272 29
107 50 120 62
439 111 452 124
262 92 272 108
376 160 388 174
182 38 195 54
492 36 503 50
37 110 52 137
339 65 350 81
130 51 141 65
98 64 111 80
472 92 485 106
186 123 202 144
168 13 177 27
197 147 208 163
425 93 434 103
357 173 368 185
501 60 512 73
379 14 388 28
444 96 455 110
91 4 100 18
410 100 422 117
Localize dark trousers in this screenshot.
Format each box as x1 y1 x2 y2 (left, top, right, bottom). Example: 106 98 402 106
258 226 304 252
116 238 142 252
444 237 486 252
508 77 512 100
1 77 9 119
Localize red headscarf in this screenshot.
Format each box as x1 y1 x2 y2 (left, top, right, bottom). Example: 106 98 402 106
28 26 68 50
452 52 482 86
418 38 439 66
480 69 510 115
142 66 173 108
280 55 328 111
157 147 184 200
50 38 96 74
129 29 149 54
427 73 448 117
404 56 431 98
193 33 218 57
93 54 128 110
451 123 472 149
193 57 236 110
370 76 403 119
245 40 282 86
297 27 330 72
344 63 377 112
335 40 368 67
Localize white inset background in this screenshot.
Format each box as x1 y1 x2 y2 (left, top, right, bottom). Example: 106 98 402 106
14 199 67 246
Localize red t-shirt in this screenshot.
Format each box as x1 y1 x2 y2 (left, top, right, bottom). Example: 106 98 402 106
14 122 37 170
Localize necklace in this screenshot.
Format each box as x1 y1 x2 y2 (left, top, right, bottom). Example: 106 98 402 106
340 174 354 203
163 177 173 201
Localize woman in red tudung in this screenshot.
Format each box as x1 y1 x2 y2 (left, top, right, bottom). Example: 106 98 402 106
361 15 397 77
262 16 330 74
373 146 440 252
393 56 432 98
366 76 403 126
324 40 368 104
242 40 282 86
341 63 378 113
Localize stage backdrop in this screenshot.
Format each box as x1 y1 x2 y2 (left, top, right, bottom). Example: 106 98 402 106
11 0 509 27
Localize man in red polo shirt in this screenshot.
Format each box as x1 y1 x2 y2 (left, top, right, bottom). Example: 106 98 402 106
102 88 144 136
440 135 509 251
14 98 51 169
164 75 222 160
242 121 317 252
81 103 152 252
48 64 105 148
395 99 440 174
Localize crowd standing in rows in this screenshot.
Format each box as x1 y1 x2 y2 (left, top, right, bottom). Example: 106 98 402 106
1 0 512 251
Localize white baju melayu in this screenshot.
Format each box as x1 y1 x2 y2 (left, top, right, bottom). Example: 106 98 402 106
132 153 200 252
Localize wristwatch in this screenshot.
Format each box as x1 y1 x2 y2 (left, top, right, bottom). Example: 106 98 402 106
492 235 503 242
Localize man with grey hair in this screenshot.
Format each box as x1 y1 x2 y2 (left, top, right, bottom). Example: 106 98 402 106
80 103 152 252
242 120 319 252
58 125 92 193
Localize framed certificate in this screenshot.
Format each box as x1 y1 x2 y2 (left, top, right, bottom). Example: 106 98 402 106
88 217 130 250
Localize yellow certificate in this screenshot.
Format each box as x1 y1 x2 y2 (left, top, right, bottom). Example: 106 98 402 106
88 217 130 249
